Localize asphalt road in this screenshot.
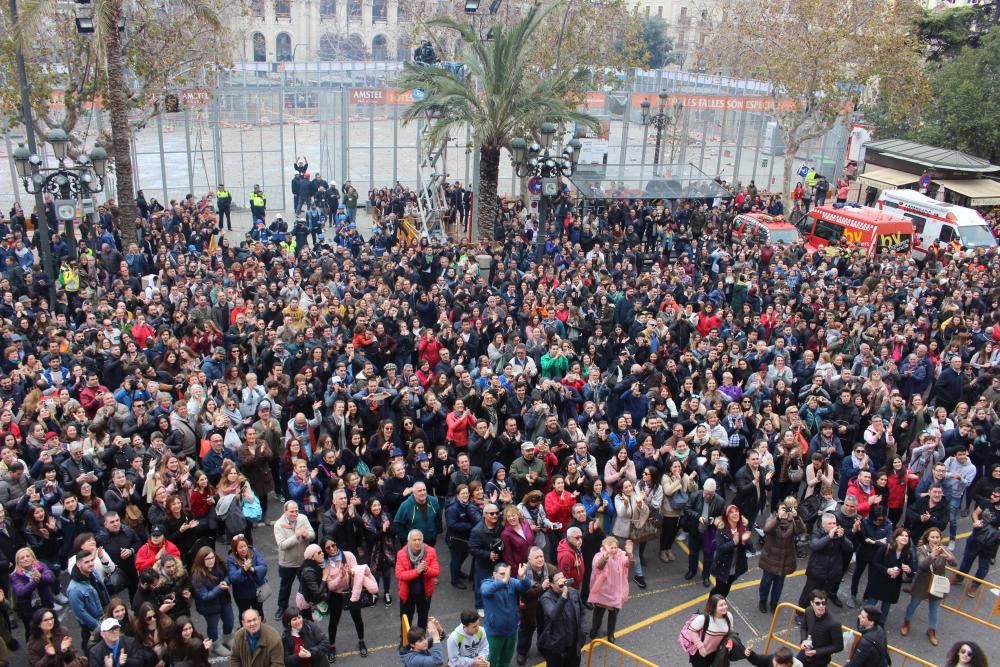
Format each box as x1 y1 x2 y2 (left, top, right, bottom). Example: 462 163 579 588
25 501 998 667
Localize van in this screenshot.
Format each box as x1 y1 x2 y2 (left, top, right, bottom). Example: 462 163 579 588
876 189 997 260
796 203 914 257
731 213 802 245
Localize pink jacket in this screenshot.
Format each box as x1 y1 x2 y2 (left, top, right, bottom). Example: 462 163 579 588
588 548 632 610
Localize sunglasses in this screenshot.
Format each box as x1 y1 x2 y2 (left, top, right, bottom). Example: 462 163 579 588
811 600 827 606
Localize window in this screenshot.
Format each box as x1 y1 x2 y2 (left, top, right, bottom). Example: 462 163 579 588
346 33 366 60
348 0 362 20
320 0 336 20
812 220 844 244
372 34 388 60
373 0 387 22
251 32 266 62
939 225 956 243
274 0 290 18
249 0 264 18
276 32 292 61
902 212 926 234
657 6 663 16
319 33 340 61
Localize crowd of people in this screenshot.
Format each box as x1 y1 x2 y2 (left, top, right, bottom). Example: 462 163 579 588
0 163 995 667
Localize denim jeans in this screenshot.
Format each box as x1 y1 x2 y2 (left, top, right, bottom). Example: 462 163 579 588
759 571 786 605
203 603 235 641
904 595 940 630
959 541 994 580
947 496 962 540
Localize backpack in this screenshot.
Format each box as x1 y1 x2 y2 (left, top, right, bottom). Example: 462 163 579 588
678 613 709 655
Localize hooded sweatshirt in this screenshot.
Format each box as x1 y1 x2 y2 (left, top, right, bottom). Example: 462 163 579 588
446 624 490 667
399 640 445 667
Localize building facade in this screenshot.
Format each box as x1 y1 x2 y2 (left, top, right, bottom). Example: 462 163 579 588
633 0 724 68
238 0 411 63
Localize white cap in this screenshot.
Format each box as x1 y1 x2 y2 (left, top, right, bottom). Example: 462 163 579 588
100 618 121 632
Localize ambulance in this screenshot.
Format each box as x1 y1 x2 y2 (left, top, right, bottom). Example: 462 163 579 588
876 189 997 260
796 203 914 257
731 213 802 245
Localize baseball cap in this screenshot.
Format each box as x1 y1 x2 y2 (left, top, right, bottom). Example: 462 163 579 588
100 618 121 632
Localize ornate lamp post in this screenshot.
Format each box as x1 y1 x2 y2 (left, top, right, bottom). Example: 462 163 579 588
510 122 582 261
641 91 680 167
12 131 108 263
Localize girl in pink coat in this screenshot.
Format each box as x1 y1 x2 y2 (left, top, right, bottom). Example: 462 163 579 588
587 536 635 643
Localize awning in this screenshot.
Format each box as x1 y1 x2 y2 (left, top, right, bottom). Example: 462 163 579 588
933 178 1000 206
857 167 919 190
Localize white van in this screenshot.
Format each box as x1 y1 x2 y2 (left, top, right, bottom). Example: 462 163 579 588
876 189 997 260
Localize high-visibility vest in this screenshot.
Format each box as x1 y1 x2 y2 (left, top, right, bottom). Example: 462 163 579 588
59 266 80 292
216 189 231 206
250 193 266 208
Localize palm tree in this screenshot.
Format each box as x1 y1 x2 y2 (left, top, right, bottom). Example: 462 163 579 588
16 0 221 246
398 5 597 241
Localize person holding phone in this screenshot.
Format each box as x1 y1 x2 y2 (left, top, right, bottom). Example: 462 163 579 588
190 546 235 657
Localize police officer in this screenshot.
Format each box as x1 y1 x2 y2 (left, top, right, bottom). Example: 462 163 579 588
250 184 267 222
216 183 233 230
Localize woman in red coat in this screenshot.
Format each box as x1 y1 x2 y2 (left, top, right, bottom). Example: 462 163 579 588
500 505 536 568
544 475 577 560
395 529 440 632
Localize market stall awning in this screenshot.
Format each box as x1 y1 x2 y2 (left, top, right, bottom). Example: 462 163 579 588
857 167 919 190
933 178 1000 206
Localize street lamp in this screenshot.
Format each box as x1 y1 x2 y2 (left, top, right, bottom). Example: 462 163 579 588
640 91 680 167
510 123 582 261
12 136 109 262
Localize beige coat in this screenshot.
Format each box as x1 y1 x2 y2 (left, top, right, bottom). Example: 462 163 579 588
273 513 315 567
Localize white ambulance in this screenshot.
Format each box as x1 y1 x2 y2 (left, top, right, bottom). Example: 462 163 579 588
876 189 996 260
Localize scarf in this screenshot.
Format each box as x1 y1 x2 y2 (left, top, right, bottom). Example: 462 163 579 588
407 544 426 569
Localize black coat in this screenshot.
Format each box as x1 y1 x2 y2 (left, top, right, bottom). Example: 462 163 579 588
683 492 726 533
711 526 750 583
798 606 845 667
844 625 887 667
282 620 330 667
863 544 913 604
805 524 854 581
297 560 326 606
537 588 588 655
734 464 766 518
904 495 949 541
468 519 502 573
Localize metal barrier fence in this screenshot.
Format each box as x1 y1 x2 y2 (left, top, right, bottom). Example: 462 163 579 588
764 602 935 667
0 63 851 217
944 566 1000 632
584 638 658 667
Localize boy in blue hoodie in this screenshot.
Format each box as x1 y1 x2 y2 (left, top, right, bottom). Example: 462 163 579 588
481 562 529 667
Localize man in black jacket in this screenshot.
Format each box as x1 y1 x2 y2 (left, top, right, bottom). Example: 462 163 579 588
745 645 796 667
845 607 887 667
537 572 587 667
905 484 949 541
96 511 143 600
798 589 844 667
797 513 854 610
684 478 727 585
734 450 768 549
469 504 503 612
89 618 145 667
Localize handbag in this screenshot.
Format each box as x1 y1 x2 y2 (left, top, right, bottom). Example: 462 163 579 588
787 460 804 482
345 591 378 609
929 573 951 598
256 579 273 604
242 493 263 523
123 500 145 530
628 500 658 544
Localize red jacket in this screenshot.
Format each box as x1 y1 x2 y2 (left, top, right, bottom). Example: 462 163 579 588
135 538 181 572
845 479 880 518
556 538 585 589
418 337 443 368
395 545 440 603
445 411 476 448
544 490 576 532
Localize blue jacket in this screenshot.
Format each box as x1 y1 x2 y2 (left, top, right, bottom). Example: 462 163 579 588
193 566 233 616
67 570 108 632
227 548 268 601
480 576 528 637
202 447 238 485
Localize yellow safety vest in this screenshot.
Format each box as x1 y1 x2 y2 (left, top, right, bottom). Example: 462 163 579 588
250 193 266 208
217 189 231 203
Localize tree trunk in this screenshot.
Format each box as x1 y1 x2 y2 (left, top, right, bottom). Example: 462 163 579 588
477 144 501 241
105 0 138 247
782 148 798 215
